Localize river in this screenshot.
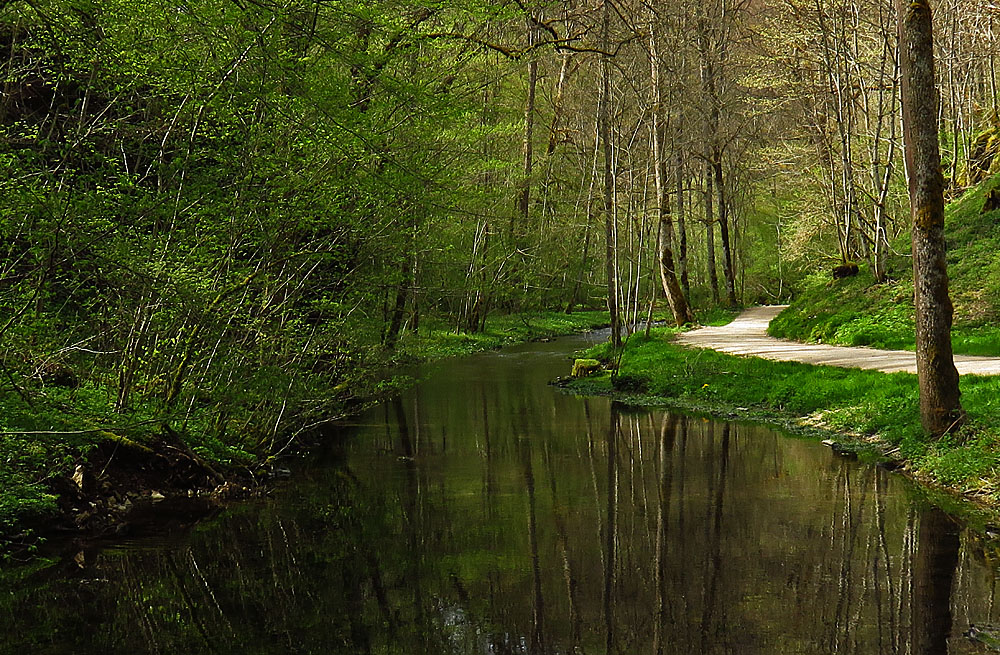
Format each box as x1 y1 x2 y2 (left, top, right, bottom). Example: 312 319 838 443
1 331 999 653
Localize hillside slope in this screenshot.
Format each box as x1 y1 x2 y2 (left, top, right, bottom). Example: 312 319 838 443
769 172 1000 356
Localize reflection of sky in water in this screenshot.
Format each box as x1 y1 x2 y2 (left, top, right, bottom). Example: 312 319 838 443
0 332 996 654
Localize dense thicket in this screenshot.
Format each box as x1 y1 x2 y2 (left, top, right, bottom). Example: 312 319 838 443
2 0 999 532
1 1 537 449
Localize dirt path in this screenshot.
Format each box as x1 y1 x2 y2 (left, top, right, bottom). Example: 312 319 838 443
675 305 1000 376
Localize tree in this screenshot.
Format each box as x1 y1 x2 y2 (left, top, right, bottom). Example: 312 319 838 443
649 6 694 326
897 0 964 435
598 0 621 347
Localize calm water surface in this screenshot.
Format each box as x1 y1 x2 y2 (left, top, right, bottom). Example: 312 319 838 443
2 332 999 654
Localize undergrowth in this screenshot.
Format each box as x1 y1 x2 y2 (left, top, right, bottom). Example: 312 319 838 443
770 170 1000 356
0 307 620 552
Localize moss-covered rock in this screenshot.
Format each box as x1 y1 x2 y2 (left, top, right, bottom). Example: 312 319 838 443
571 358 602 378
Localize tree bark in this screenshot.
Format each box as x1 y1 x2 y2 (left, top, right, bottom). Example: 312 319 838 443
705 164 719 304
650 11 693 326
600 0 621 347
383 275 409 351
676 150 689 300
699 14 725 307
898 0 964 435
713 153 738 306
515 16 538 241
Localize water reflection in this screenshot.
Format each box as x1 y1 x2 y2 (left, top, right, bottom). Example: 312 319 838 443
912 506 960 655
0 336 997 654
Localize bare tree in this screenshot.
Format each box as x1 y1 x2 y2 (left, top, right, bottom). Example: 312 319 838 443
897 0 964 435
649 6 694 325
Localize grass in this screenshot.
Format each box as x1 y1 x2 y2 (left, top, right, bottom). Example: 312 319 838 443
397 310 615 361
769 170 1000 356
571 331 1000 503
395 305 730 362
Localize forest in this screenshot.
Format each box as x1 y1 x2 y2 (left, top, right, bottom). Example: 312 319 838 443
2 0 1000 543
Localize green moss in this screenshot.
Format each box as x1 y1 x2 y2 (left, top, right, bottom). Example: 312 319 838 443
571 359 601 377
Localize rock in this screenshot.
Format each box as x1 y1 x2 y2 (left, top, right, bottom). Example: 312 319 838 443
832 262 859 279
822 439 857 459
71 465 85 493
571 358 602 378
150 491 165 502
985 187 1000 213
211 482 250 499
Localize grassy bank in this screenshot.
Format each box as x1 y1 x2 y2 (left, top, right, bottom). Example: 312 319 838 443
396 310 615 361
0 309 615 555
571 330 1000 503
769 171 1000 356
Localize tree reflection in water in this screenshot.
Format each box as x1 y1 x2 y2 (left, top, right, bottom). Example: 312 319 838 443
912 506 960 655
0 335 997 654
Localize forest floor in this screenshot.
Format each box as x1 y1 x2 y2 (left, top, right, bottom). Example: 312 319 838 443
679 305 1000 375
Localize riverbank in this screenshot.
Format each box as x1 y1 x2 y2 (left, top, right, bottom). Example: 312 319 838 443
567 327 1000 513
11 312 992 655
0 309 618 558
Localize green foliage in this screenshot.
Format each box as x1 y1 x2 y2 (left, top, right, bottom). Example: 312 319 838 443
696 306 742 327
0 0 626 544
771 171 1000 356
768 269 917 349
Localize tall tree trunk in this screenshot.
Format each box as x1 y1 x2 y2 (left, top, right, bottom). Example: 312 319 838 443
676 150 690 300
699 14 721 307
713 153 738 306
898 0 964 435
600 0 621 347
705 165 719 304
657 218 692 325
515 17 538 242
383 272 410 351
650 11 693 326
568 131 601 314
540 32 577 223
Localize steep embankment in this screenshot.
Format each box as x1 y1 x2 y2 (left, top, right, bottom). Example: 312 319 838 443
768 172 1000 356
